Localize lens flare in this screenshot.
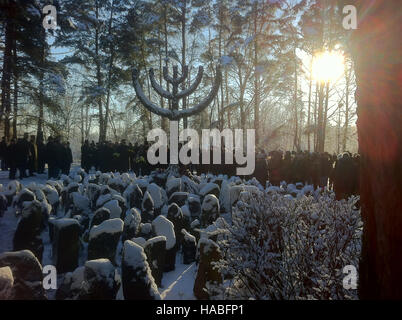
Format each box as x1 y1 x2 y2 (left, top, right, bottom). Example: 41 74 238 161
312 51 345 82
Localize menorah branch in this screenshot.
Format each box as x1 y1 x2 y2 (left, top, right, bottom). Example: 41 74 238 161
132 64 221 121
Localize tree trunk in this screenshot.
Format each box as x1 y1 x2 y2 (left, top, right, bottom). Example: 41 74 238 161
95 0 104 142
349 0 402 299
181 1 187 129
37 28 46 137
253 2 260 147
307 59 313 152
343 61 352 151
12 36 18 138
1 13 14 140
321 81 330 152
103 0 116 142
293 47 299 151
316 82 325 152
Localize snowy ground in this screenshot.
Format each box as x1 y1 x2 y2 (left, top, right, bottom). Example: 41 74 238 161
0 167 196 300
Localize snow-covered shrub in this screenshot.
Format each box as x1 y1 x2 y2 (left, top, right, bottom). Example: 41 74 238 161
209 190 362 300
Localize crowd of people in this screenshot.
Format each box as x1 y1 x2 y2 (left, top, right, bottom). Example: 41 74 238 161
0 135 359 200
0 133 73 180
257 150 360 200
81 140 360 200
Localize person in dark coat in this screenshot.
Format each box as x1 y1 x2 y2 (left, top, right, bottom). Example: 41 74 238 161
28 135 38 176
268 151 283 186
117 140 129 173
46 136 57 179
37 132 46 174
15 133 30 179
0 136 8 171
81 140 90 172
255 150 268 186
333 153 357 200
90 141 98 171
61 141 73 175
7 138 17 180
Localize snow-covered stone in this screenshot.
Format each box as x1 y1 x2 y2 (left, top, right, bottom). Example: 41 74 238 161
166 177 181 198
88 219 124 264
188 196 201 220
103 199 122 219
141 191 155 223
146 183 166 215
199 183 220 198
144 236 167 287
56 266 85 300
80 259 119 300
181 229 196 264
12 188 35 210
0 266 14 300
132 237 147 247
91 207 111 229
193 238 222 300
121 240 161 300
123 208 141 241
152 215 176 272
0 250 45 300
13 200 44 261
96 193 112 208
72 192 90 213
168 191 188 207
139 223 153 240
167 203 185 248
123 184 143 209
52 218 80 273
201 195 220 227
219 179 231 213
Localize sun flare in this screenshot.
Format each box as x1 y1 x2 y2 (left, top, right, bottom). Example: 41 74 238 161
312 51 345 83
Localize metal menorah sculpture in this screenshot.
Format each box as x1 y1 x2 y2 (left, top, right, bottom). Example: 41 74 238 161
132 64 221 121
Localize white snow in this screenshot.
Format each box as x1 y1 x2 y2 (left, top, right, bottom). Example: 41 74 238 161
53 218 79 229
140 223 152 235
145 236 166 247
199 183 220 197
63 266 85 291
72 192 90 212
42 185 59 205
132 237 147 247
166 177 181 195
85 259 115 280
103 200 122 219
124 208 141 227
0 266 14 299
146 183 165 209
182 229 196 243
159 255 196 300
219 180 231 213
229 185 245 207
190 219 200 229
181 205 191 219
122 240 161 300
96 194 112 208
202 194 219 212
90 218 124 241
152 216 176 250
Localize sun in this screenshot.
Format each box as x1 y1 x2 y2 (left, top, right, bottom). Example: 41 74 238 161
312 51 345 83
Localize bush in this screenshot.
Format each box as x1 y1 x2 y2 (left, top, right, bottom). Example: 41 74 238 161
209 190 362 300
